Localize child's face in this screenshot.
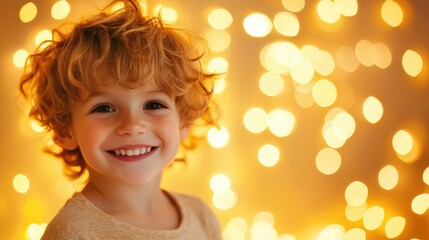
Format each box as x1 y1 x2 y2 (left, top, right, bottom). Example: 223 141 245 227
59 82 187 187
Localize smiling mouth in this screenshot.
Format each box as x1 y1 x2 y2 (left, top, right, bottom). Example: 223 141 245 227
109 146 156 157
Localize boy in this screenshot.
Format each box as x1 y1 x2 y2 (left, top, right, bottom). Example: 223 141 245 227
19 0 221 239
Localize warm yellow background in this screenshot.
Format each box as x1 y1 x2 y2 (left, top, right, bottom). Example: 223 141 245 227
1 0 429 239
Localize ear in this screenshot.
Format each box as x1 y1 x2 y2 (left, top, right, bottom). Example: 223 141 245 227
54 131 78 151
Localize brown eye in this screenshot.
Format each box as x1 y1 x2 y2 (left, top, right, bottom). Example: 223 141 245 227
144 101 166 110
91 104 115 113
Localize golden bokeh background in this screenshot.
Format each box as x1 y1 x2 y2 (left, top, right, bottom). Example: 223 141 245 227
1 0 429 239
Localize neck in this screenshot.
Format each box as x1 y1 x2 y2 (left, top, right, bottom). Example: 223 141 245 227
81 171 180 230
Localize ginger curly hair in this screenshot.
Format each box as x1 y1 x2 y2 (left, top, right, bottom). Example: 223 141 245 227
19 0 218 179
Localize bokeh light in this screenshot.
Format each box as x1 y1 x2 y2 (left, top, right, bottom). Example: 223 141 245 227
243 13 273 37
258 144 280 167
345 181 368 207
207 126 229 148
267 109 296 137
411 193 429 215
317 0 341 24
5 0 429 239
385 216 405 238
208 8 233 30
381 0 403 27
13 173 30 194
259 72 285 96
315 147 341 175
273 12 300 37
281 0 305 13
13 49 29 68
392 130 413 156
363 206 384 231
378 165 399 190
362 96 383 124
312 79 337 107
19 2 38 23
402 50 423 77
51 0 70 20
243 108 268 134
334 0 358 17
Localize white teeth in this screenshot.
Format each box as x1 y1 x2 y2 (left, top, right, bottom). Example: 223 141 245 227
113 147 152 156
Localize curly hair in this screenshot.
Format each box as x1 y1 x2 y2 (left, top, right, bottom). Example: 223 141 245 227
19 0 218 179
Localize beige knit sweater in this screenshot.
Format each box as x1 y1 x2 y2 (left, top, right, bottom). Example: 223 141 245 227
41 192 221 239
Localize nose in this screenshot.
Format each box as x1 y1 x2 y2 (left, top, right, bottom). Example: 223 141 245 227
116 112 147 136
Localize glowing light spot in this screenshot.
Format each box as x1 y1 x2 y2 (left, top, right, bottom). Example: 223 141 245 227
402 50 423 77
290 58 314 84
243 13 273 37
51 0 70 20
34 29 52 50
363 206 384 231
392 130 413 156
411 193 429 215
378 165 399 190
275 42 301 68
250 221 278 240
253 211 275 226
385 216 405 238
205 29 231 52
322 108 353 149
29 119 45 133
355 40 374 67
243 108 268 134
345 203 367 222
363 96 383 124
207 126 229 148
345 181 368 207
258 144 280 167
281 0 305 12
315 50 336 76
157 6 178 23
212 189 237 210
274 12 300 37
334 0 358 17
20 2 37 23
381 0 403 27
372 42 392 69
13 49 29 68
332 111 355 140
210 173 231 194
267 109 296 137
344 228 366 240
55 179 74 199
336 46 359 72
259 72 285 96
316 224 345 240
316 147 341 175
26 223 47 240
110 2 125 13
226 217 248 234
260 42 300 74
208 8 233 30
13 173 30 194
312 79 337 107
207 57 229 74
317 0 341 24
214 78 226 94
423 167 429 186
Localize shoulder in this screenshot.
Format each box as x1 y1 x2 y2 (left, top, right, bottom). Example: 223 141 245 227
169 192 222 239
41 193 114 240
